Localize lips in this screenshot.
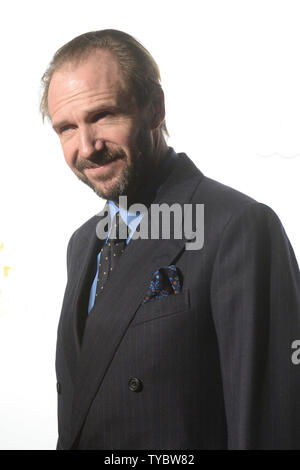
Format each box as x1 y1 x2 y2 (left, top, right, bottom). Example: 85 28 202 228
90 158 114 167
84 157 121 174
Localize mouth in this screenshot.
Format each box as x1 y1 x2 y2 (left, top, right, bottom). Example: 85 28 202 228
84 157 122 175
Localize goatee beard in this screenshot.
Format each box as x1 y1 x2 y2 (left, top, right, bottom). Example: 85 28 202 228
73 129 155 203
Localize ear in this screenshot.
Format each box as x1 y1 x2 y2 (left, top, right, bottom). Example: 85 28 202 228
149 88 165 130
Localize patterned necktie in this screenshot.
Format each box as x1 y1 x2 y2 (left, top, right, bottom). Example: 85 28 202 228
95 212 127 299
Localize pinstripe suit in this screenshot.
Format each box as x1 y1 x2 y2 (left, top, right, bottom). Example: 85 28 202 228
56 152 300 449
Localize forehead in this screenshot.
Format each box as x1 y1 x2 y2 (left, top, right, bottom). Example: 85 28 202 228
48 50 129 119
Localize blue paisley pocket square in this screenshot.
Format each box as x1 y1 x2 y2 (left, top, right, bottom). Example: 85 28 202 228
143 265 182 303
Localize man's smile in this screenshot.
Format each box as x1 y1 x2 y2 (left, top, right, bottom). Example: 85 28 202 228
84 157 123 177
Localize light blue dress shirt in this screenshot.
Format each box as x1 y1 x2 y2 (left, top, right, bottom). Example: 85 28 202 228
87 149 178 314
87 200 145 313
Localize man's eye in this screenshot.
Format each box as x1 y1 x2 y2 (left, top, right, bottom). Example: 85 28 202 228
60 125 73 134
92 112 111 122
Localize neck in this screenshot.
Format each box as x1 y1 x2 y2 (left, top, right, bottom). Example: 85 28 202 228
151 134 169 169
125 145 171 207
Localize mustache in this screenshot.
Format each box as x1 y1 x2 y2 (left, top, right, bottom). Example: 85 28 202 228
74 147 126 172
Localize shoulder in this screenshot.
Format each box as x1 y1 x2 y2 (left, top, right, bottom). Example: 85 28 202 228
193 174 257 216
175 152 259 222
68 202 109 245
68 214 99 245
191 172 283 236
162 151 285 245
65 213 103 269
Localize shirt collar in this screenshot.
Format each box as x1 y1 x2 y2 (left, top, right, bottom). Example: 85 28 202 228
107 200 144 242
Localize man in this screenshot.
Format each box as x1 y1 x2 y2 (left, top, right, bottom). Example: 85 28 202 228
41 29 300 450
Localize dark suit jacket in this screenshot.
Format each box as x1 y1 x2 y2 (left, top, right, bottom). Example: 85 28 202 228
56 152 300 450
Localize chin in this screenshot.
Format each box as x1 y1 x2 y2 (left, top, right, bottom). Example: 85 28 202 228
92 177 127 201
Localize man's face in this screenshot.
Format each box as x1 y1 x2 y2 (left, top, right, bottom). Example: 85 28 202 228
48 50 154 201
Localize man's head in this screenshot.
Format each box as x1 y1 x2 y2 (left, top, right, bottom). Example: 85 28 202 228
41 30 168 202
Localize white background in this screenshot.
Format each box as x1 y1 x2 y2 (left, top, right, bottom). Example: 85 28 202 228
0 0 299 449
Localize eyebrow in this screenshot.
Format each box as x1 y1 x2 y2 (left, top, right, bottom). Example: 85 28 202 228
52 104 122 131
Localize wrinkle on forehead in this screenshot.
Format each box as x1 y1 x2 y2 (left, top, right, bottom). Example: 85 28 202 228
48 50 131 120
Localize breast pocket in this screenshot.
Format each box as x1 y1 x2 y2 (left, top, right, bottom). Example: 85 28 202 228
130 288 190 327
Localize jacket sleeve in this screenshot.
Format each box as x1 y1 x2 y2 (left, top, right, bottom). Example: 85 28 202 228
210 202 300 449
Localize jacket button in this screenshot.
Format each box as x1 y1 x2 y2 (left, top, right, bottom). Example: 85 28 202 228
56 382 61 394
128 377 143 393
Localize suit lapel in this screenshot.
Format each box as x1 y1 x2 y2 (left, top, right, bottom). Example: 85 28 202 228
59 205 108 384
69 153 204 445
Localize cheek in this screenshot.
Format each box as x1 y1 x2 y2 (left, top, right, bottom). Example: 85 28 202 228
105 121 139 148
61 141 76 169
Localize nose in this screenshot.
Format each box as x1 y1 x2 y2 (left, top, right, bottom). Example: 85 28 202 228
78 126 104 159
